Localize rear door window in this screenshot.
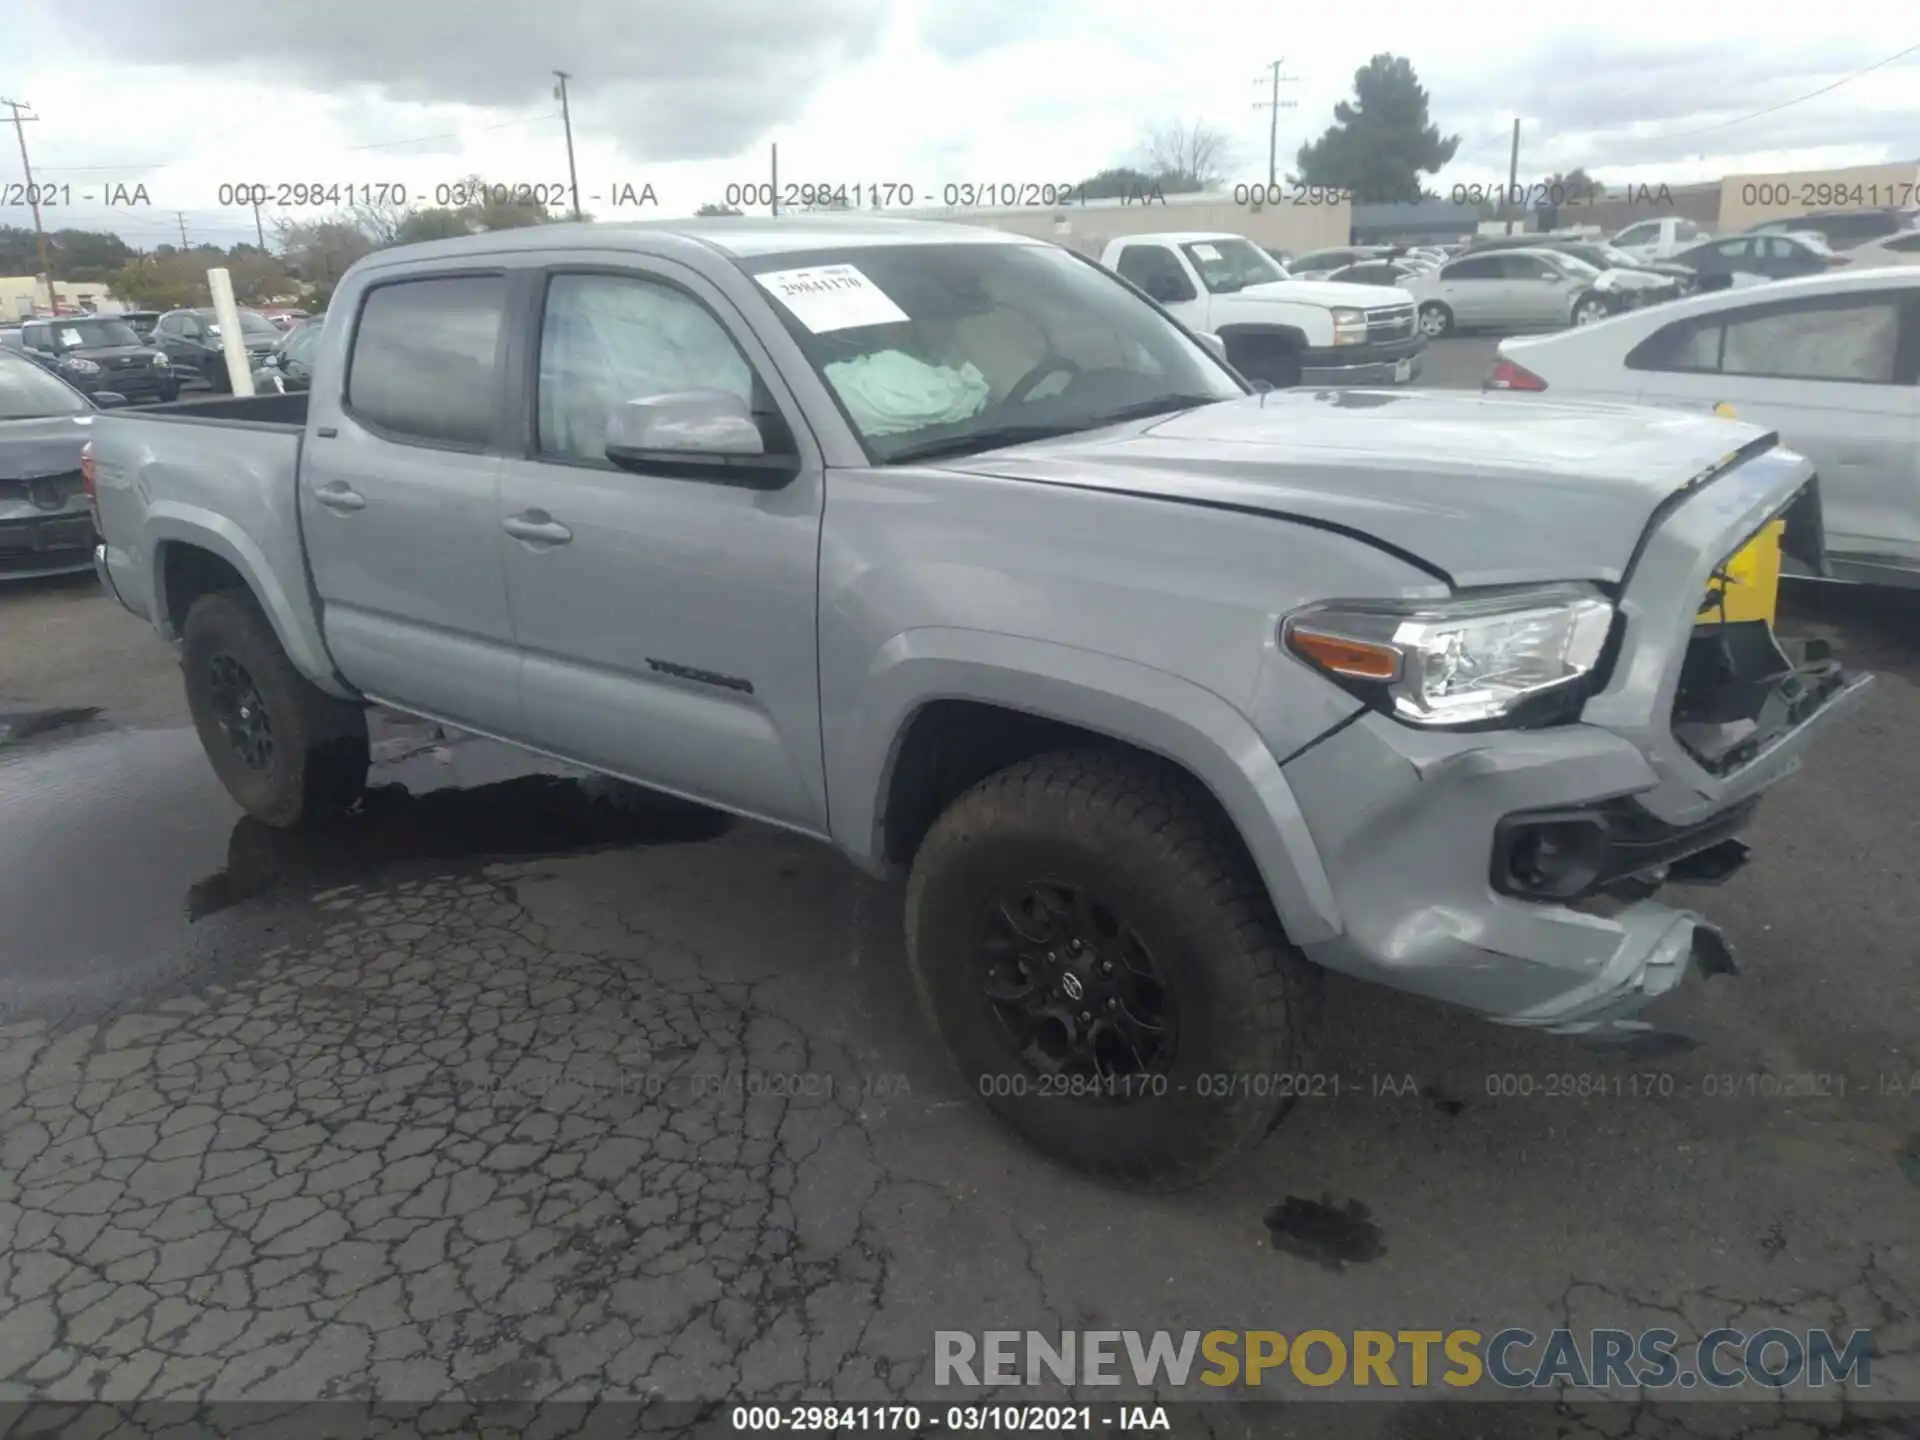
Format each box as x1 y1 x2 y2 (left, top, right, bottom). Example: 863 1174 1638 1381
1720 299 1902 383
344 275 508 449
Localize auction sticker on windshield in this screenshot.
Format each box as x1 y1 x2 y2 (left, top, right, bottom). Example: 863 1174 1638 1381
756 265 909 333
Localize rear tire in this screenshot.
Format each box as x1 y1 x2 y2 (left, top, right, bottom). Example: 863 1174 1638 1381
182 590 368 829
904 749 1320 1191
1418 302 1454 338
1573 296 1609 327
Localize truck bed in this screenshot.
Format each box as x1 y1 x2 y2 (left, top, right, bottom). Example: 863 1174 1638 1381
90 391 339 691
124 390 309 429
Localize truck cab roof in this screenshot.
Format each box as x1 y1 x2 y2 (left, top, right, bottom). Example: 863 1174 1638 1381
357 216 1042 271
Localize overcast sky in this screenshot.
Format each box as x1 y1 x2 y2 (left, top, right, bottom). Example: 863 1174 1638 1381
5 0 1914 252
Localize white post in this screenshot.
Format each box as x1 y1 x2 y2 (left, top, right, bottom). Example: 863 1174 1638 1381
206 267 255 397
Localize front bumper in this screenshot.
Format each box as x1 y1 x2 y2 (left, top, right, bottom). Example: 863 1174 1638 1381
0 510 97 579
1301 336 1426 386
1279 448 1872 1036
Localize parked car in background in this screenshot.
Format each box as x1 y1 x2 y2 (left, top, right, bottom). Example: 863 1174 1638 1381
1401 247 1599 336
118 310 162 341
1323 258 1428 287
87 217 1868 1185
1746 209 1920 251
1102 231 1423 386
1487 267 1920 588
1837 230 1920 269
151 306 285 392
0 326 31 360
1611 216 1712 261
1 349 130 580
252 320 320 393
1474 235 1698 294
16 315 179 405
1288 246 1386 276
1261 246 1293 269
1668 231 1848 292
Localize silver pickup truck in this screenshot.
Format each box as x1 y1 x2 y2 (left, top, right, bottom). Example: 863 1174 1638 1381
89 217 1871 1188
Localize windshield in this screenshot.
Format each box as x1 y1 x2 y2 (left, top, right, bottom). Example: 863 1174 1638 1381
51 318 141 350
1179 239 1288 294
737 243 1244 464
198 309 281 339
283 325 321 363
0 351 89 420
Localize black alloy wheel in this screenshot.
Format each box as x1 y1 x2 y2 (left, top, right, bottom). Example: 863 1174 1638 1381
205 652 274 770
980 881 1176 1093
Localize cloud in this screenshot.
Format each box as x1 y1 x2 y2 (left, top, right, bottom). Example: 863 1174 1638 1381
15 0 891 163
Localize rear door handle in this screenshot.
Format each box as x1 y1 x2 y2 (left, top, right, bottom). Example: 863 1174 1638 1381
314 483 365 512
503 511 572 546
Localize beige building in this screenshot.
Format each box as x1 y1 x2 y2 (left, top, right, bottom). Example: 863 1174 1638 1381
1716 160 1920 233
899 191 1351 258
1 277 120 319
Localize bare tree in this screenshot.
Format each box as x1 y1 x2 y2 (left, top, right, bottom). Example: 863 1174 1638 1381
1142 120 1234 192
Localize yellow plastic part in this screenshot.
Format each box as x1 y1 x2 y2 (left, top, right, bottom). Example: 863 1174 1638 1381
1699 519 1784 627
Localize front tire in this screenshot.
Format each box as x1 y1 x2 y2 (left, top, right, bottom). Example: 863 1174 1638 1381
1417 302 1453 338
1573 296 1609 327
905 750 1319 1190
182 590 369 828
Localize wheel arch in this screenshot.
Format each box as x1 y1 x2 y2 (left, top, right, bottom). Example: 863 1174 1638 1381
830 628 1343 946
144 508 353 700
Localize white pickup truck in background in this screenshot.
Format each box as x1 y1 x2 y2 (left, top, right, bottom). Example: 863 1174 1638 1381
1098 232 1425 388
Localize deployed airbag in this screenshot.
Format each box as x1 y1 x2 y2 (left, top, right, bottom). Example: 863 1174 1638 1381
824 350 991 437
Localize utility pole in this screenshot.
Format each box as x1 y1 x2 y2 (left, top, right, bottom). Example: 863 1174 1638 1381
1505 118 1522 235
1252 61 1298 188
1 98 55 313
770 142 779 216
175 212 190 246
252 198 265 248
552 70 582 219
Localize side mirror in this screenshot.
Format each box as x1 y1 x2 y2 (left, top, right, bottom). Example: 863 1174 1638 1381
92 392 130 409
1196 332 1229 363
604 390 797 488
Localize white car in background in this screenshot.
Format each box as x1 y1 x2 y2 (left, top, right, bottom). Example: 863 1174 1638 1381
1485 267 1920 588
1841 230 1920 268
1611 216 1713 262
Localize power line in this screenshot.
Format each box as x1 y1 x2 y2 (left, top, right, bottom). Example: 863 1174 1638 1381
1659 41 1920 142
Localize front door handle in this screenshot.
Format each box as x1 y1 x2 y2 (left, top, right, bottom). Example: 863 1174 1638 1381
503 510 573 546
314 482 365 512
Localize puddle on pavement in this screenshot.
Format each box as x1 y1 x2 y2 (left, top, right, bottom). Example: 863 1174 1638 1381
0 722 732 1014
1262 1196 1386 1271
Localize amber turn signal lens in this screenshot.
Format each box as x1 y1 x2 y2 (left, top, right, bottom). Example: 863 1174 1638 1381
1286 626 1401 680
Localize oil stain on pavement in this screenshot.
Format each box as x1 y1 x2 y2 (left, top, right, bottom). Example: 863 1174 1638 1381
1262 1196 1386 1271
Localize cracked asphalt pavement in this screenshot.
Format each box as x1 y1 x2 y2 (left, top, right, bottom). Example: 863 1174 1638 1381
1 346 1915 1430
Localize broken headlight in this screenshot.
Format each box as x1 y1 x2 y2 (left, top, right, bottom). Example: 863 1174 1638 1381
1282 583 1616 727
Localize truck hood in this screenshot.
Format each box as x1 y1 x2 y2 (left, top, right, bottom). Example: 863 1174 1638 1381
939 389 1776 588
0 414 95 481
1236 278 1403 308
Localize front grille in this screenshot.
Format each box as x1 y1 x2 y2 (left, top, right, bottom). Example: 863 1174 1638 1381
1364 304 1416 344
0 514 95 560
5 471 84 511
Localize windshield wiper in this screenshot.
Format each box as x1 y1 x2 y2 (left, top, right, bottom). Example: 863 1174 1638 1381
883 394 1221 466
